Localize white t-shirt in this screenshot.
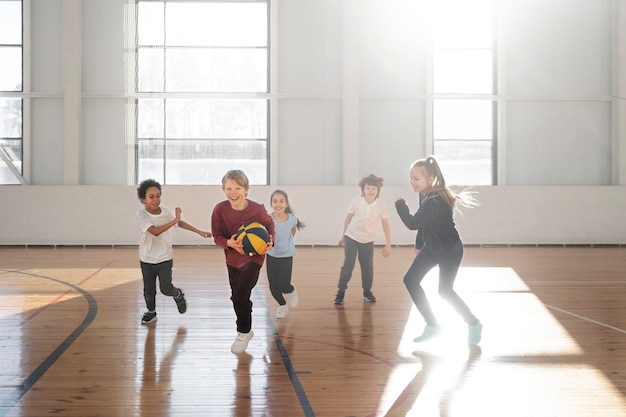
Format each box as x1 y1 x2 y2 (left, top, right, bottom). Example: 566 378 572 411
136 206 176 264
345 197 389 244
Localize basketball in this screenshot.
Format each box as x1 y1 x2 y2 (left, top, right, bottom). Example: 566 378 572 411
235 221 270 256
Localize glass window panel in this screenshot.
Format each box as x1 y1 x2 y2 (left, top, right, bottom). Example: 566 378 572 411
165 99 267 139
0 98 22 137
434 49 493 94
137 1 164 46
166 48 267 92
137 139 164 183
137 99 164 138
432 0 493 48
0 1 22 44
164 140 267 185
137 48 164 92
0 138 22 184
166 2 267 47
0 47 22 91
0 161 20 184
434 140 493 185
434 100 493 140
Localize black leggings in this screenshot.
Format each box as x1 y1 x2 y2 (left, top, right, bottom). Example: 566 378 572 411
266 255 295 306
402 241 476 326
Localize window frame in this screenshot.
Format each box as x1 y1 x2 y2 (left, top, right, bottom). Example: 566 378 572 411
129 0 271 186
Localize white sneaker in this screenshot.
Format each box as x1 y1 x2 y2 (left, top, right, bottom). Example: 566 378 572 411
276 305 288 319
288 284 299 308
231 330 254 353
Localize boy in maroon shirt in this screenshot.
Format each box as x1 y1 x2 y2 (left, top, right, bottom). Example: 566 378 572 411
211 170 275 353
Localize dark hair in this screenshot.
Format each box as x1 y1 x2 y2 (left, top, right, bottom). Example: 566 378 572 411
137 178 161 200
270 189 305 230
359 174 384 198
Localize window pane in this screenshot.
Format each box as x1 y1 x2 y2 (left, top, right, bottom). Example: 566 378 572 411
434 49 493 94
137 48 164 92
0 138 22 184
434 100 493 140
137 99 164 138
432 0 493 48
137 139 164 183
434 140 493 185
167 2 267 47
166 48 267 92
134 0 270 185
164 140 267 185
0 98 22 137
165 99 267 139
137 1 164 46
0 47 22 91
0 0 22 44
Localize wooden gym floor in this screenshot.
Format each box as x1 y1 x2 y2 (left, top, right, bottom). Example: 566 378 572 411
1 245 626 417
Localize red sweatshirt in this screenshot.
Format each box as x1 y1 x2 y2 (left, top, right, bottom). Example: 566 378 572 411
211 199 275 268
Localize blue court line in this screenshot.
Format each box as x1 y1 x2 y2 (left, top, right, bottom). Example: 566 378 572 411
0 271 98 417
264 305 315 417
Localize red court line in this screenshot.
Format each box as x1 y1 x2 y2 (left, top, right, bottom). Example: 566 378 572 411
20 261 113 324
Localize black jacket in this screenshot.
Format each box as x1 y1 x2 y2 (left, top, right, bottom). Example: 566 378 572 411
395 192 461 252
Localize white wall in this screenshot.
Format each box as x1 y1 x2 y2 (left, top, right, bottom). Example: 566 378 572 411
3 0 625 246
2 185 625 246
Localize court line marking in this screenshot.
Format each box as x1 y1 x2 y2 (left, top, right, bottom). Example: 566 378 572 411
263 296 315 417
0 270 99 417
545 304 626 335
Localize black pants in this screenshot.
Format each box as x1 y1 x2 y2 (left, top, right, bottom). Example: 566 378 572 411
337 236 374 293
227 262 262 333
266 255 294 305
141 259 180 311
402 241 476 326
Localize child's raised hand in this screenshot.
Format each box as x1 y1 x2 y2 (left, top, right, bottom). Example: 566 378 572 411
175 207 182 221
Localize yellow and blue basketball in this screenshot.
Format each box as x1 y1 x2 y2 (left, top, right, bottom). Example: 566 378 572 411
236 221 270 256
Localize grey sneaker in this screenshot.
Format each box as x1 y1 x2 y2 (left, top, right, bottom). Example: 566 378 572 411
334 290 345 305
363 291 376 303
141 311 157 324
174 289 187 314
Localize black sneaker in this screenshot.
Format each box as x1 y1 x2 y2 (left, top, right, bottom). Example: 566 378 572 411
363 291 376 303
174 289 187 314
141 311 157 324
334 290 345 305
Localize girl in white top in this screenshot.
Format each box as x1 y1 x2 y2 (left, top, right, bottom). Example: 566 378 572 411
265 189 305 319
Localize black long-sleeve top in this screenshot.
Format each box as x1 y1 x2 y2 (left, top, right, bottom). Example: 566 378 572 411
395 192 461 252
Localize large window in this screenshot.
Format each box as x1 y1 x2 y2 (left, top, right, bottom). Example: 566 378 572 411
132 0 269 185
0 0 23 185
432 0 496 185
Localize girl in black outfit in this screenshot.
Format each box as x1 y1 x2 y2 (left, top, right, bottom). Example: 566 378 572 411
395 156 482 346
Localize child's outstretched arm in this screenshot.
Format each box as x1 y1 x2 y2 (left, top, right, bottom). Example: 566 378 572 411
179 220 211 238
176 208 211 238
146 207 182 236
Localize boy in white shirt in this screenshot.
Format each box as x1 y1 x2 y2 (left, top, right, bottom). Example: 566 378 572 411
334 174 392 305
136 179 211 324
